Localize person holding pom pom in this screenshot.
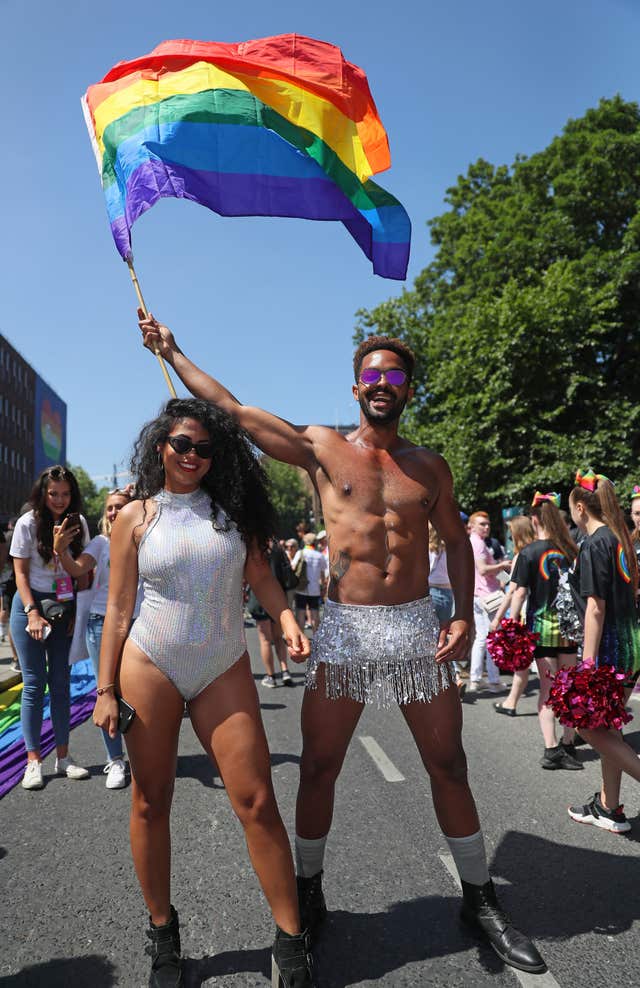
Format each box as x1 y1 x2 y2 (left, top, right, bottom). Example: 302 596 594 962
507 493 581 770
565 471 640 834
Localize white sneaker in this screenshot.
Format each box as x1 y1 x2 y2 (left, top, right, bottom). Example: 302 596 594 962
104 759 126 789
261 675 277 688
55 755 90 780
468 678 487 693
488 682 504 693
22 760 43 790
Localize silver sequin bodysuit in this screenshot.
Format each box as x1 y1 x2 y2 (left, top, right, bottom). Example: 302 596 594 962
129 488 247 700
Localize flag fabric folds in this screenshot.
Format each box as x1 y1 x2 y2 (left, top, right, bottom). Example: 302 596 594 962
82 34 411 279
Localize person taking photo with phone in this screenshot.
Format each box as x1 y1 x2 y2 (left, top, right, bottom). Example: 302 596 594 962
9 465 90 791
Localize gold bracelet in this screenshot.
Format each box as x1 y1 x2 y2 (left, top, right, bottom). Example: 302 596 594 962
96 683 116 695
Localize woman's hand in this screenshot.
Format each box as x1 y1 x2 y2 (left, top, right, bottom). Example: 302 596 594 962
280 610 311 662
489 617 500 631
93 692 120 738
138 310 179 361
53 517 79 556
27 611 51 641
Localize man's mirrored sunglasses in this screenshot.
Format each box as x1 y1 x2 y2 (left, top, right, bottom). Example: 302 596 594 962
359 368 408 387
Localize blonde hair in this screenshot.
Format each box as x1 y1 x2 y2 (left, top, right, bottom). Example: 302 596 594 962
429 523 443 554
509 515 535 554
100 490 131 537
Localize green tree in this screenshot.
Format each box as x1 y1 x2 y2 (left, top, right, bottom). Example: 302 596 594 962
263 458 311 537
356 96 640 516
68 464 109 535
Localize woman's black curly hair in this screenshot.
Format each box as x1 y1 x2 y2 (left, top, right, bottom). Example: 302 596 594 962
29 465 85 564
130 398 275 551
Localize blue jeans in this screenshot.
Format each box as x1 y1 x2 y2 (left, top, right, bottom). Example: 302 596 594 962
86 613 123 761
430 586 454 624
10 589 72 753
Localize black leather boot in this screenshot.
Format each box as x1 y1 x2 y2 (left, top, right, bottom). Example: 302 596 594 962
271 927 315 987
460 880 546 973
296 871 327 941
146 906 183 987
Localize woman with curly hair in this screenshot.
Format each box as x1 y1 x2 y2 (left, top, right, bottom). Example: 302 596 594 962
93 398 314 988
10 465 90 789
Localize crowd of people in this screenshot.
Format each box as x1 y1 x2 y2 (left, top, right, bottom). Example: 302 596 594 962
3 317 639 987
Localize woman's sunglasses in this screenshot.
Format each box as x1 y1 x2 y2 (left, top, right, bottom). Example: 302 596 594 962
166 435 214 459
359 367 408 387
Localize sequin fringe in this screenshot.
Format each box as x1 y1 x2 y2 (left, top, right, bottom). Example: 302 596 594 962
306 596 451 709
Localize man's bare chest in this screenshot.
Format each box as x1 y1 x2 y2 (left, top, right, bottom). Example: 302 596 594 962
318 452 434 517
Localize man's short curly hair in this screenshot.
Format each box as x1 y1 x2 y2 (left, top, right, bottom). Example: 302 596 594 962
353 335 415 383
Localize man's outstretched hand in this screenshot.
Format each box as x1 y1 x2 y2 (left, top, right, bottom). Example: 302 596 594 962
138 309 180 361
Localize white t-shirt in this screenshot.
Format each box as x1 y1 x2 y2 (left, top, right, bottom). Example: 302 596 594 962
429 549 451 589
11 510 89 593
293 547 329 597
83 533 144 619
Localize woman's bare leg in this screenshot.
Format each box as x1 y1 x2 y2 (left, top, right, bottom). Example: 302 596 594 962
119 642 185 925
256 619 276 677
189 654 300 934
535 656 559 747
500 667 529 711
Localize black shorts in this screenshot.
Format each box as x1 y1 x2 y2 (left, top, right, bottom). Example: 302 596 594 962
533 645 576 659
295 593 321 611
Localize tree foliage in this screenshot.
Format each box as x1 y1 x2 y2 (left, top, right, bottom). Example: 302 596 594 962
263 457 311 537
356 96 640 515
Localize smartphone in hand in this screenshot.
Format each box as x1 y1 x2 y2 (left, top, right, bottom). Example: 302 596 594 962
66 512 81 531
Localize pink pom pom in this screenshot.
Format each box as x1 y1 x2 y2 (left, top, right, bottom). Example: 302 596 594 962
546 661 633 730
487 619 538 672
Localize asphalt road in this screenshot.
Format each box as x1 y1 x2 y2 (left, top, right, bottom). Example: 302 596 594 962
2 628 639 987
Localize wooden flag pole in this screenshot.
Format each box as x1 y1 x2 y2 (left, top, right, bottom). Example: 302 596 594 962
126 257 177 398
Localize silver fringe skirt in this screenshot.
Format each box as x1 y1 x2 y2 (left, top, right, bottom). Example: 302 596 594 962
306 595 451 708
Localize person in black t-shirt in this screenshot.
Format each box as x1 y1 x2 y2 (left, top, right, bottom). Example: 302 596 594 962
509 493 580 771
566 472 640 835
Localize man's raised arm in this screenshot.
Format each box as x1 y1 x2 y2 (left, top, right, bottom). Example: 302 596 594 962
139 312 316 470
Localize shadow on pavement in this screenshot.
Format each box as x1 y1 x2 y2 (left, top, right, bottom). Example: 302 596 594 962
312 896 504 987
184 946 269 986
2 955 116 987
176 753 223 789
492 830 640 937
270 752 300 767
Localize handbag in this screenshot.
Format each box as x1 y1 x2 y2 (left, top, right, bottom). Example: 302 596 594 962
480 590 505 615
40 598 75 622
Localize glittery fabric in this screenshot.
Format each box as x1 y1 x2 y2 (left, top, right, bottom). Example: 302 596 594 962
129 488 247 700
306 596 451 708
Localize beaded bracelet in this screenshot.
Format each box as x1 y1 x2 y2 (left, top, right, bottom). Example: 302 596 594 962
96 683 116 695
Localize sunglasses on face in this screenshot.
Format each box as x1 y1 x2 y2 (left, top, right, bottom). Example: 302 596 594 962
359 367 408 387
166 434 214 459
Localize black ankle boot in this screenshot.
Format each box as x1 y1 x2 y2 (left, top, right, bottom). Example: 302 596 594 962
460 879 546 974
271 928 315 987
296 871 327 941
146 906 183 987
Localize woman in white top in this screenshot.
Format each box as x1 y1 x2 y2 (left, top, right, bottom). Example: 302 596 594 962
9 466 90 790
53 488 135 789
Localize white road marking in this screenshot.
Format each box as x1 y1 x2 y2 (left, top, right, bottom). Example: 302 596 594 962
358 736 405 782
438 853 562 988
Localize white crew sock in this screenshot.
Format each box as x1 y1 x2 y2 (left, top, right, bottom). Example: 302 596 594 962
295 835 327 878
0 622 6 639
445 830 490 886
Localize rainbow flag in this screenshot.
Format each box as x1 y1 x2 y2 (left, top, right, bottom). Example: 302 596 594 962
82 34 411 279
0 661 96 797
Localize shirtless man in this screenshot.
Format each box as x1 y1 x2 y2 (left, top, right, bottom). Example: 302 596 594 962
140 315 545 975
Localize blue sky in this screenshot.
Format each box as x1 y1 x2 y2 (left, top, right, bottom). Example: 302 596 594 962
1 0 637 484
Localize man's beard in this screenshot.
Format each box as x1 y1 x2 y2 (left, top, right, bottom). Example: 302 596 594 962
358 390 407 424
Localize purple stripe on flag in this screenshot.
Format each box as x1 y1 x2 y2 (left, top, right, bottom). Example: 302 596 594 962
109 158 409 279
0 692 96 799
